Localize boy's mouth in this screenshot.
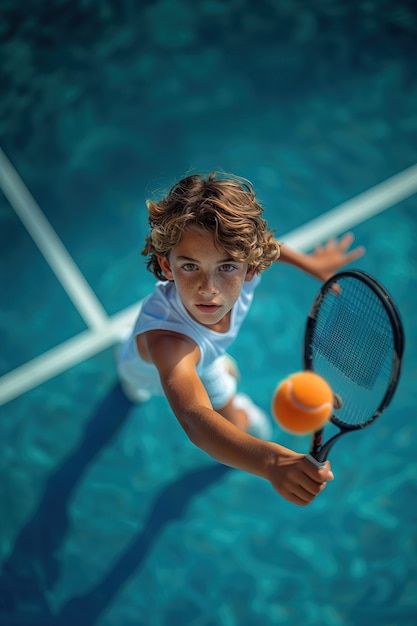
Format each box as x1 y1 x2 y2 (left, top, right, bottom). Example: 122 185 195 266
195 303 221 313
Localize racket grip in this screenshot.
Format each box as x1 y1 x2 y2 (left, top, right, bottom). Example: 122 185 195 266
306 453 326 468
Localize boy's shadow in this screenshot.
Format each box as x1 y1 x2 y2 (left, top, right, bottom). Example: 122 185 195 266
0 383 231 626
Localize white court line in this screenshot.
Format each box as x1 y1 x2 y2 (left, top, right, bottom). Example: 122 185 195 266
0 163 417 406
0 303 141 407
283 163 417 249
0 147 108 330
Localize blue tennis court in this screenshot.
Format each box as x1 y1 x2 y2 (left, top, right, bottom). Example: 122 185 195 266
1 2 416 624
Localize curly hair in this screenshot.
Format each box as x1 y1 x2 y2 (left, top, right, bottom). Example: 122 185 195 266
142 172 281 280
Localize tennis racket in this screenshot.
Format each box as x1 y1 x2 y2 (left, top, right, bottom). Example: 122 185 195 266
303 269 404 467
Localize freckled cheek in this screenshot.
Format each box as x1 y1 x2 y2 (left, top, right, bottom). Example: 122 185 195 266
174 275 200 298
221 276 244 300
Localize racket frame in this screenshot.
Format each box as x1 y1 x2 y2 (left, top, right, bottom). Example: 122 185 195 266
304 269 404 465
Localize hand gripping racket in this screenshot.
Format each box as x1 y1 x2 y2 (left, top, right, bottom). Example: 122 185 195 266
304 269 405 467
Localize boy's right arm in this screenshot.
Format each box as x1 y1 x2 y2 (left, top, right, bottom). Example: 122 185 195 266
144 330 334 506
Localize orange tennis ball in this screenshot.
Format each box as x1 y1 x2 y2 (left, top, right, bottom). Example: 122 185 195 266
272 371 333 435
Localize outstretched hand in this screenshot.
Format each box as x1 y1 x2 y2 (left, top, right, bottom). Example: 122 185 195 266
268 447 334 506
307 233 365 282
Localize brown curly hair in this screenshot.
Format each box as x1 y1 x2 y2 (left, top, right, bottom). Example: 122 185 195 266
142 172 281 280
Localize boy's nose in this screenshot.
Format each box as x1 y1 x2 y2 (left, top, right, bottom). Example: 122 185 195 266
199 275 218 295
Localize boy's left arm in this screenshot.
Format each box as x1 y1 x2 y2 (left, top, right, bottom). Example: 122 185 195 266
277 233 365 282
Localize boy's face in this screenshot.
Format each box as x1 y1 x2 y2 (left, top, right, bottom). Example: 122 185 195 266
158 226 255 332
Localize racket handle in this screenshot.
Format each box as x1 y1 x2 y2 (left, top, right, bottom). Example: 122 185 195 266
306 453 326 469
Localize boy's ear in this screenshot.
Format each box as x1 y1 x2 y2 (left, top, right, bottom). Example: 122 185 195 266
157 256 174 280
245 267 257 282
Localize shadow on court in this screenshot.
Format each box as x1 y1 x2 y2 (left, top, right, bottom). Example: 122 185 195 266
0 383 231 626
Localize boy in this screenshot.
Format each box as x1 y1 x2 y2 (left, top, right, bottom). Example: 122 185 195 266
117 172 365 506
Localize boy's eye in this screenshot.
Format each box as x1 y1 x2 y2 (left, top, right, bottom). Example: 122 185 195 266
182 263 198 271
219 264 237 272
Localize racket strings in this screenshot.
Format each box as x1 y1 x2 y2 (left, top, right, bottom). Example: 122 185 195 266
310 278 395 428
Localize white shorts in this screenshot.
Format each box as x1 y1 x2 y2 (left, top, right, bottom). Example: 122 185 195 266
199 355 238 409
